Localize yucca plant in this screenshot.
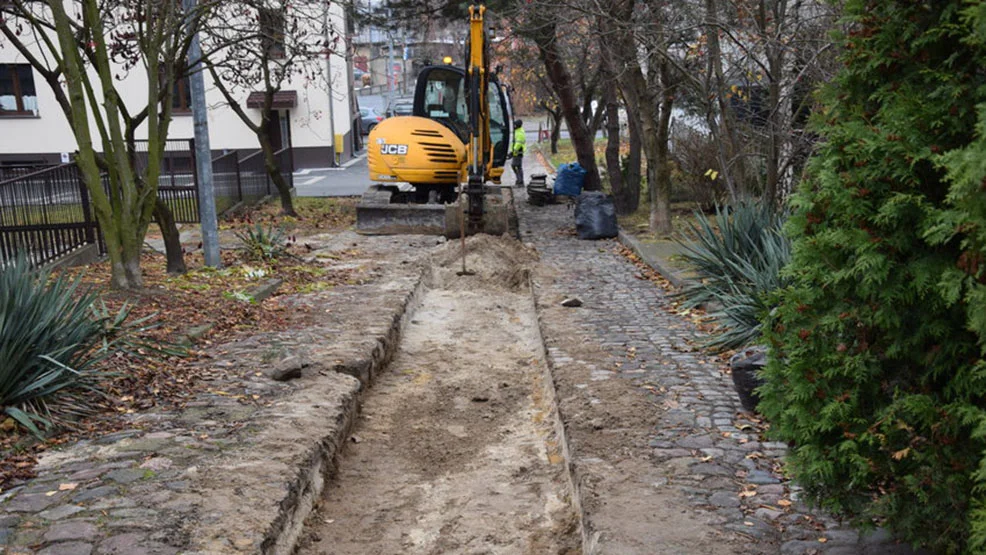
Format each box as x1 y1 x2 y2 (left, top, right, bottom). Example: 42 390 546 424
0 256 170 436
234 222 292 261
676 202 790 350
0 255 105 435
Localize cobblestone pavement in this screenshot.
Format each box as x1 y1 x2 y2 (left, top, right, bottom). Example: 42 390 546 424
519 152 923 554
0 234 437 554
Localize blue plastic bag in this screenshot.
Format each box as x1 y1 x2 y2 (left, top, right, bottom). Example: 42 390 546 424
553 162 586 197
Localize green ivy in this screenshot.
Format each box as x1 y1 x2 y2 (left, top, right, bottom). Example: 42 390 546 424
758 1 986 552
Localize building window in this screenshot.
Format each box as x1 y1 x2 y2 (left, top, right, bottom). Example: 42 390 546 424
0 64 38 116
259 8 286 59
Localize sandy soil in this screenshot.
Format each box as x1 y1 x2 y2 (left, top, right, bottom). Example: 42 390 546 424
297 235 579 555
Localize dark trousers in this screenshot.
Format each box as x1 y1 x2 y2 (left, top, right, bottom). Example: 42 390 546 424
511 155 524 186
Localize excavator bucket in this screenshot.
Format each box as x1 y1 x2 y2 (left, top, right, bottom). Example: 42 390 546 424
356 185 515 237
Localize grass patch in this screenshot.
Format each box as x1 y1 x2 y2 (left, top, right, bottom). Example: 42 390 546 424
221 197 357 236
619 202 708 242
543 137 608 170
0 204 88 226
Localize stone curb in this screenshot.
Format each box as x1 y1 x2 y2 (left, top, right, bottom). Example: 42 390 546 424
260 269 428 554
43 244 101 271
617 230 685 289
246 278 283 303
0 266 430 554
524 271 589 553
531 143 556 173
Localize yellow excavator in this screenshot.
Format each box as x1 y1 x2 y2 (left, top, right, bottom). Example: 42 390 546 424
357 5 514 236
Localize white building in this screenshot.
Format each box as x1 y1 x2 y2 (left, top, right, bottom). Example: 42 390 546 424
0 3 357 169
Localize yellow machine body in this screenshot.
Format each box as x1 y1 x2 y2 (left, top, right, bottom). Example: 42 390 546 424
367 116 467 186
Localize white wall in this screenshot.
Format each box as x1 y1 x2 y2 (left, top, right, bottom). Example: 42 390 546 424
0 4 351 161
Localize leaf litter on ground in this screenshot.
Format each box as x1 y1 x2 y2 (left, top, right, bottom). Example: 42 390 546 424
1 199 362 489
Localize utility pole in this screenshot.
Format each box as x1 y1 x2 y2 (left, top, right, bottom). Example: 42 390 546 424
387 31 395 105
386 2 394 107
183 0 220 267
401 24 407 95
326 9 337 167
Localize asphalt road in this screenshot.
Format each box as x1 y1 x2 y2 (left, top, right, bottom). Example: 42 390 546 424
293 153 372 197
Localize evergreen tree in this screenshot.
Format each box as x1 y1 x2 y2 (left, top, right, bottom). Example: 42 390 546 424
759 1 986 551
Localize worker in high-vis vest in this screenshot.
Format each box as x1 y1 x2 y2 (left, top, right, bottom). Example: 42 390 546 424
511 119 526 186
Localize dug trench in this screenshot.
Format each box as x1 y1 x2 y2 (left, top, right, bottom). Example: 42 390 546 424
295 235 582 554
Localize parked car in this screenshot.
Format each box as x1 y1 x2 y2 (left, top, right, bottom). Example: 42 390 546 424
360 107 384 135
385 97 414 118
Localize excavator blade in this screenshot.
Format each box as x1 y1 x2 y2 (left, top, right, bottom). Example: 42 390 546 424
356 185 515 238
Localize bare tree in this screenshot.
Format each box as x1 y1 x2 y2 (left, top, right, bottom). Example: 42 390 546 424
513 1 603 191
593 0 688 232
200 0 335 217
696 0 840 202
589 0 839 223
0 0 198 288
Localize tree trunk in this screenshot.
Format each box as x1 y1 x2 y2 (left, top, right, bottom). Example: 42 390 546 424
625 115 642 214
619 58 670 233
764 28 784 205
651 57 676 235
154 199 186 274
550 110 562 155
705 0 746 200
257 131 297 217
534 22 602 191
603 86 629 215
652 94 673 234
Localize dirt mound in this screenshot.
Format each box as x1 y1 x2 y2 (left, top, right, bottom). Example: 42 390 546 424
431 233 539 290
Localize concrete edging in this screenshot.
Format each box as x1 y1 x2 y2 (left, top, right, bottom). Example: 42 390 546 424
42 243 101 271
263 267 431 555
617 230 685 289
526 271 591 553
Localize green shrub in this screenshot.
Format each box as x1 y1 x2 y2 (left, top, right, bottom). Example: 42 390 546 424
0 256 167 436
235 223 292 261
758 3 986 552
676 202 789 350
1 258 91 434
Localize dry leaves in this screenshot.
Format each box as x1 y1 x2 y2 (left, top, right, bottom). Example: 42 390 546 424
1 200 364 488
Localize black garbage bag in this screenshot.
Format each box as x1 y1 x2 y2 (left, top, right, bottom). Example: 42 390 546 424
574 192 618 240
729 346 767 412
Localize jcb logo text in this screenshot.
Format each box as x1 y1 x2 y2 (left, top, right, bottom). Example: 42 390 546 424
380 144 408 155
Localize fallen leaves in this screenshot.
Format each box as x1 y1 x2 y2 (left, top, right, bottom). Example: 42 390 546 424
1 200 366 489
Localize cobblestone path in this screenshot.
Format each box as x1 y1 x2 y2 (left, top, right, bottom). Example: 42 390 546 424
519 153 923 554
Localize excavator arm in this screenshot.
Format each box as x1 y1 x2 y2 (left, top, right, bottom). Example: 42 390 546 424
464 4 491 233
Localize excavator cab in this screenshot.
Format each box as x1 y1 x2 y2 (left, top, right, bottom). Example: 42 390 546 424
412 65 512 178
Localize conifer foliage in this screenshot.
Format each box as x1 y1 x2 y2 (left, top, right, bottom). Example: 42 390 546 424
758 2 986 551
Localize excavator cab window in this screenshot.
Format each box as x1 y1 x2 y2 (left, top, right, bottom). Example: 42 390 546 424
414 66 469 143
489 78 509 168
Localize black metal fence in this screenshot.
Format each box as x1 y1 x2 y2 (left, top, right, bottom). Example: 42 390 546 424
275 146 294 191
0 164 50 182
135 139 199 223
239 150 271 203
0 142 297 267
212 150 243 215
0 164 99 267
